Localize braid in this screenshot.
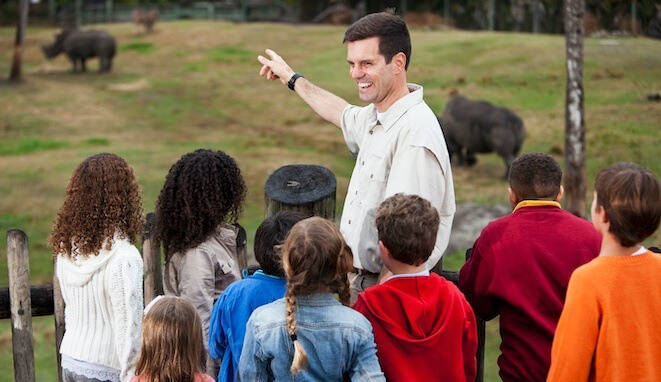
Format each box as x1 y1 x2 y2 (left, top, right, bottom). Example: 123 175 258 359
285 286 307 374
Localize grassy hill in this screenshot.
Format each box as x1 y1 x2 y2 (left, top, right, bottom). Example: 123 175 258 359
0 20 659 381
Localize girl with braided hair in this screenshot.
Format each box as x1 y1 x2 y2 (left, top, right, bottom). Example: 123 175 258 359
157 149 246 377
238 217 385 381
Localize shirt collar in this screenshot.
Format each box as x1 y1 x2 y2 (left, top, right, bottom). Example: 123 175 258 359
386 268 430 281
373 83 424 132
513 200 561 212
295 293 340 306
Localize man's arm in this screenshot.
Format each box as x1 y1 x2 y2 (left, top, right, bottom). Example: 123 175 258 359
258 49 348 127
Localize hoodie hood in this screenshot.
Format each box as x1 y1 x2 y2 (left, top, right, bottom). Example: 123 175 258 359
356 273 465 343
57 233 133 287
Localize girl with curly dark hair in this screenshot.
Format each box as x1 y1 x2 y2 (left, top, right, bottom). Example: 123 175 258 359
51 153 144 382
157 148 246 376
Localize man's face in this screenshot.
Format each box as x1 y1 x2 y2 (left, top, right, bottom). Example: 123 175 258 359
346 37 395 105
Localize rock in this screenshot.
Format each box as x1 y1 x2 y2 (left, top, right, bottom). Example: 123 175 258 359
444 202 510 256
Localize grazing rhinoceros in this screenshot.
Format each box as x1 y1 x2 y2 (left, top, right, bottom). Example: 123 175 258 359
42 29 116 73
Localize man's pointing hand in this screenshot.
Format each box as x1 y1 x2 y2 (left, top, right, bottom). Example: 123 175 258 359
257 49 296 86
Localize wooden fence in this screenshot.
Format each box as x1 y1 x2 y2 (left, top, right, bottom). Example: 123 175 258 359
1 164 485 381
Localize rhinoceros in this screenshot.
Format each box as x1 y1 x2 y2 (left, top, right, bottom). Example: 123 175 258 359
42 29 116 73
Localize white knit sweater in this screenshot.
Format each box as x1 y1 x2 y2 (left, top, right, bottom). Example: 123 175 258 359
56 235 143 382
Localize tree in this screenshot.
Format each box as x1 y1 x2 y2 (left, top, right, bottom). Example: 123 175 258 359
563 0 586 217
8 0 28 82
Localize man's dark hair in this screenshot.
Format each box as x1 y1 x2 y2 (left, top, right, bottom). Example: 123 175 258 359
594 162 660 247
509 153 562 200
375 194 439 265
254 210 308 277
343 12 412 70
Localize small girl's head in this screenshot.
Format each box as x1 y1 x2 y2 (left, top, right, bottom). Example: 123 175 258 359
281 217 353 374
593 163 660 247
135 296 206 382
50 153 143 258
156 149 246 259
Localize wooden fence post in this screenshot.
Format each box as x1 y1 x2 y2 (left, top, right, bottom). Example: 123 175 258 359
264 164 336 220
142 212 163 306
53 257 65 382
7 229 35 382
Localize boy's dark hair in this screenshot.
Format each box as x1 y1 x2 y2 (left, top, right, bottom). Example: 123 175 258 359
375 194 439 265
254 210 308 277
594 162 660 247
343 12 412 70
509 153 562 200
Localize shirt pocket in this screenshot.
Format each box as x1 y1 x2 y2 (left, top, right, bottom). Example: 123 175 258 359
362 152 389 206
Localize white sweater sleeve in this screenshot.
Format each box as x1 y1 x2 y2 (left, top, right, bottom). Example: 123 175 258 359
108 246 144 382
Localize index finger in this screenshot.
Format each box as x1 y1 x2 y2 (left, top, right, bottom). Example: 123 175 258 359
265 49 281 61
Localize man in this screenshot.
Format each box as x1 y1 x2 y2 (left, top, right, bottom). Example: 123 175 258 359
258 12 455 302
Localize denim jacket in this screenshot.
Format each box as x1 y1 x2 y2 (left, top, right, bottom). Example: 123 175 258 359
238 293 385 381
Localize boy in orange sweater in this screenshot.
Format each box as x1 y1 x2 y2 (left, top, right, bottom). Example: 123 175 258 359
547 163 661 382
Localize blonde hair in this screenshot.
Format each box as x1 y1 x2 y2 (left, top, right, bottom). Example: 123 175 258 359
134 297 206 382
281 217 353 374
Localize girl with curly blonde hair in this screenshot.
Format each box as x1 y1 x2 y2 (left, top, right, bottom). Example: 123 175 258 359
51 153 144 382
238 217 385 381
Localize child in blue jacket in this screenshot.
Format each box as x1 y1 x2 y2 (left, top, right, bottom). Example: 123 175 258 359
208 211 306 382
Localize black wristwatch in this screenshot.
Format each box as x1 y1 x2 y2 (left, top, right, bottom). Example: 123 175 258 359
288 73 304 91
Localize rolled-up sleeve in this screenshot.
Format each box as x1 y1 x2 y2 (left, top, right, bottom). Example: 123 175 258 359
385 144 453 269
340 104 365 157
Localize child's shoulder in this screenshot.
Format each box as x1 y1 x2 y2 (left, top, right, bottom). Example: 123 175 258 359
196 373 215 382
249 298 286 321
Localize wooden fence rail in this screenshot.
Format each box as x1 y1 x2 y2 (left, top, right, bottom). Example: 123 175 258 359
1 165 486 382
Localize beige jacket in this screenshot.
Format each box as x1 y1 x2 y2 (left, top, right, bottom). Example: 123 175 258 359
163 224 241 351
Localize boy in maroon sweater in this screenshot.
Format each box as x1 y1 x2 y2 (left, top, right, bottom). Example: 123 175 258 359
353 194 477 381
459 153 601 382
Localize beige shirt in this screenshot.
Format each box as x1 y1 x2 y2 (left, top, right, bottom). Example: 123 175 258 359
340 84 455 273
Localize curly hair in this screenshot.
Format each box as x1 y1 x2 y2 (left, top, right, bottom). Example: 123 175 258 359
376 194 439 266
50 153 143 259
281 217 353 374
156 149 246 259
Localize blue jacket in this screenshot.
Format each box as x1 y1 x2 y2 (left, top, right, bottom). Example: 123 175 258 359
238 293 385 381
209 271 287 382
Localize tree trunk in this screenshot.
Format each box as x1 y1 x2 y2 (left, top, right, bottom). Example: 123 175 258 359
9 0 29 82
564 0 586 217
532 0 541 33
444 0 450 22
487 0 495 31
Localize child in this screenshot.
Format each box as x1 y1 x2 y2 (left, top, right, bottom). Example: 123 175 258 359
459 152 601 381
156 149 246 375
208 210 307 382
238 217 385 381
51 153 143 382
353 194 478 381
547 163 661 381
133 296 215 382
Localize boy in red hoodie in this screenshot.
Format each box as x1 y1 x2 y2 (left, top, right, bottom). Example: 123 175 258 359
353 194 478 381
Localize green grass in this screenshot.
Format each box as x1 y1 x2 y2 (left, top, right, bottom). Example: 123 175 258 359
206 46 254 63
0 21 659 382
0 138 69 156
120 41 155 54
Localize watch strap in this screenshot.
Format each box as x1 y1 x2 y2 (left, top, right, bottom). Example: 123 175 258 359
288 73 304 91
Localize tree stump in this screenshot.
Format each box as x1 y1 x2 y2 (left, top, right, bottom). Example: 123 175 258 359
265 164 337 220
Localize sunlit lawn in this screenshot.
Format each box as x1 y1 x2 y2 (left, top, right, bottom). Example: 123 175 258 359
0 20 659 381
